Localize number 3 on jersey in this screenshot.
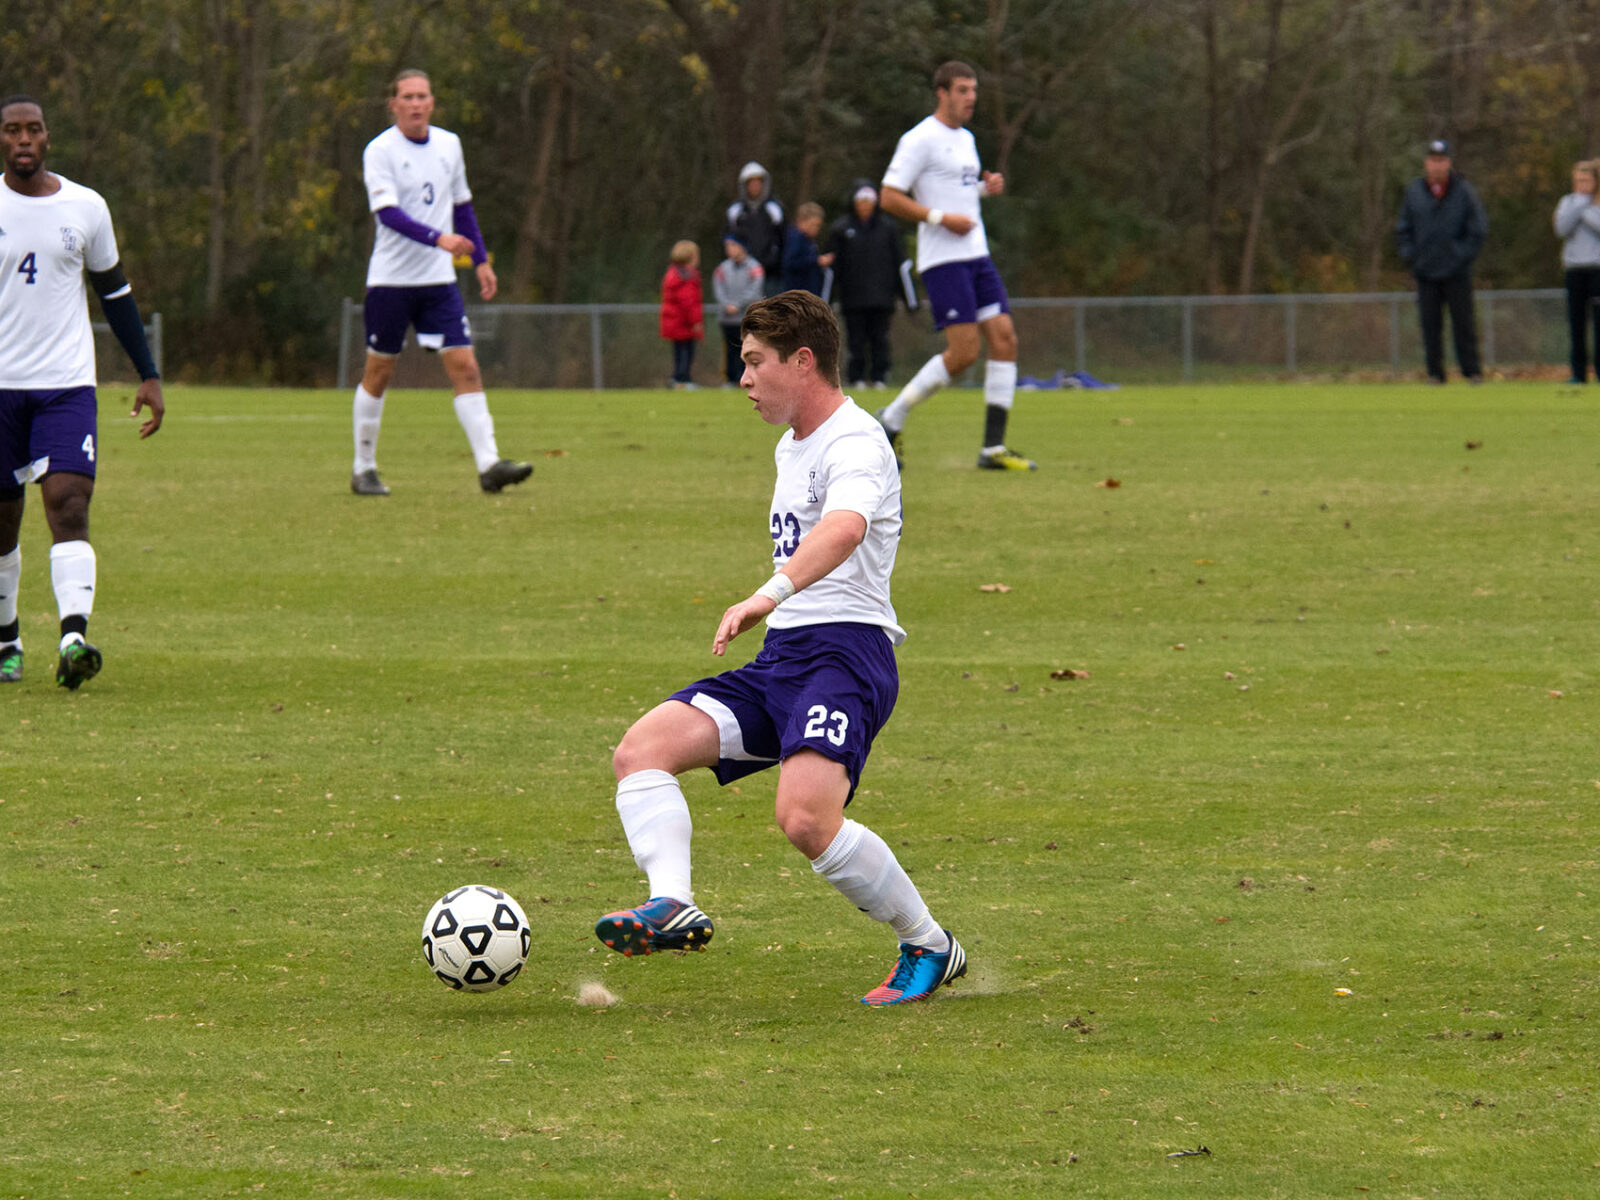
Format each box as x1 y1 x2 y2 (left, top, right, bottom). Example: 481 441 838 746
803 704 848 746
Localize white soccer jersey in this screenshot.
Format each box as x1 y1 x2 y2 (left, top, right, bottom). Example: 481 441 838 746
766 398 905 644
0 175 119 388
882 114 989 273
363 124 473 287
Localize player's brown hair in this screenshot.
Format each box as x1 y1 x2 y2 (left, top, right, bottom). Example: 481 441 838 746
390 69 430 97
741 291 842 386
933 61 978 93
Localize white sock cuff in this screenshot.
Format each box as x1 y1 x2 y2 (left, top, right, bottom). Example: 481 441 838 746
50 540 93 563
985 359 1018 411
0 546 18 569
354 383 383 407
810 818 865 875
617 768 680 800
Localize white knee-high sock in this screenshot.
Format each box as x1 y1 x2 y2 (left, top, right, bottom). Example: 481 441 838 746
0 546 19 634
984 359 1017 411
616 769 695 904
810 818 942 947
353 385 384 472
50 540 95 628
452 391 501 472
880 354 951 431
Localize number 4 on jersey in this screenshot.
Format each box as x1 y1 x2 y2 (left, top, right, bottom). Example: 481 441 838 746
17 251 37 284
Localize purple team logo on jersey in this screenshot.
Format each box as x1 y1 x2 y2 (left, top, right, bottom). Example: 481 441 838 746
806 470 819 504
59 226 80 254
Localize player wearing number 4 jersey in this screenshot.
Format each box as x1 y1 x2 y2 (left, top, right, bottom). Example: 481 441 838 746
0 95 165 690
594 290 966 1007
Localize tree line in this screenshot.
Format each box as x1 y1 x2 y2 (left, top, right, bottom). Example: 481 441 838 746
8 0 1598 384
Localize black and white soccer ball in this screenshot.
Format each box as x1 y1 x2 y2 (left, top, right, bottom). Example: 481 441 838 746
421 884 531 992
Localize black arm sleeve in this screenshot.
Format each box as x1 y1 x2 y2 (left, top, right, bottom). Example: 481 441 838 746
90 264 159 380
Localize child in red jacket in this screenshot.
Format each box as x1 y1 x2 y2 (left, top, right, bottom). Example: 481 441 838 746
660 240 704 388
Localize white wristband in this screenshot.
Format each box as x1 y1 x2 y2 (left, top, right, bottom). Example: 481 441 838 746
924 209 945 228
755 573 796 606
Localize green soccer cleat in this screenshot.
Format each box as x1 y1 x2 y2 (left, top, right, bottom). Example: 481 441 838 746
479 459 534 493
56 640 102 691
594 896 714 957
351 468 390 496
861 931 967 1006
873 407 905 472
0 645 21 683
976 446 1037 471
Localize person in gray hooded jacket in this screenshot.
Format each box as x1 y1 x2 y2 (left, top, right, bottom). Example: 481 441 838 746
724 162 786 296
1553 160 1600 383
1395 139 1488 383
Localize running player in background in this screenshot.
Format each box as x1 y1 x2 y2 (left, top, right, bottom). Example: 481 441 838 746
877 61 1035 472
593 290 967 1007
0 95 165 690
351 69 531 496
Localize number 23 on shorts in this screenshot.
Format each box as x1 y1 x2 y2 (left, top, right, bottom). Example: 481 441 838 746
804 704 849 746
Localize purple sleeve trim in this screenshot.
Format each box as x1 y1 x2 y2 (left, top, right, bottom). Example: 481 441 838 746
452 201 488 265
376 205 441 247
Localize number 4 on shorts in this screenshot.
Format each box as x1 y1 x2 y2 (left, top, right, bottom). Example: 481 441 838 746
81 434 95 462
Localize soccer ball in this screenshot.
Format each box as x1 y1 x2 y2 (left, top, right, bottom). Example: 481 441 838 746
421 884 531 992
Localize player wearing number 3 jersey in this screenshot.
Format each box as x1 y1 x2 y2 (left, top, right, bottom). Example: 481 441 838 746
0 95 165 691
593 290 967 1007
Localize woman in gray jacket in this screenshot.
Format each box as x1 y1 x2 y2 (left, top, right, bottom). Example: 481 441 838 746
1554 160 1600 383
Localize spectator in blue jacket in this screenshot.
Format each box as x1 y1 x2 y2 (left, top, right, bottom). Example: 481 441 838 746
1395 139 1488 384
780 202 828 296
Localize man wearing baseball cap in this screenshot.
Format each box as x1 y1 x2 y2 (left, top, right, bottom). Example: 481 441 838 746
1395 138 1489 383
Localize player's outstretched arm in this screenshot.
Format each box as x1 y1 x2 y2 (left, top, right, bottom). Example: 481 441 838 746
712 510 867 656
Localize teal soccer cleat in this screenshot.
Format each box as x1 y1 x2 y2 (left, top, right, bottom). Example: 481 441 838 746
861 931 967 1006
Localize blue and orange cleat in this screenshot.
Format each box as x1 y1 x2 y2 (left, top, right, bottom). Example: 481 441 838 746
594 896 714 957
861 931 967 1006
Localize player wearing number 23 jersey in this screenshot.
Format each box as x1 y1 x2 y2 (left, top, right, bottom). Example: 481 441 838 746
592 291 967 1008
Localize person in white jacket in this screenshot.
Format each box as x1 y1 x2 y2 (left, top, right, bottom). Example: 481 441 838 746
1553 160 1600 383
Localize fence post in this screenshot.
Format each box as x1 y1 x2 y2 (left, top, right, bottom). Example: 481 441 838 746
1074 303 1087 375
150 311 163 378
1285 297 1297 374
1481 293 1494 367
589 307 604 389
1389 296 1401 376
1181 298 1194 383
337 297 354 392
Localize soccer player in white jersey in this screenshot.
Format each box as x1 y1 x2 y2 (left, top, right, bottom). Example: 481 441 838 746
0 96 164 690
876 61 1036 472
350 70 530 496
593 290 967 1007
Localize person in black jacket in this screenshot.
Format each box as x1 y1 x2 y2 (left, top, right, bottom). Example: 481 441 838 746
1395 139 1488 383
825 182 918 388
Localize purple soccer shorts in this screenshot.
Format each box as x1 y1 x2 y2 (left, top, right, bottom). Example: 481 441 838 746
670 623 899 802
0 386 98 497
363 284 472 355
920 256 1011 330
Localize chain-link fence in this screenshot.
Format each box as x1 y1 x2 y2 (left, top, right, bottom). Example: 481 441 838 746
335 289 1571 391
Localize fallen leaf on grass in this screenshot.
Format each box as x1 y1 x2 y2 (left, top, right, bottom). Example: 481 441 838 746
979 583 1012 593
1549 690 1564 699
544 448 569 457
1050 668 1090 680
1094 477 1122 488
1464 441 1482 450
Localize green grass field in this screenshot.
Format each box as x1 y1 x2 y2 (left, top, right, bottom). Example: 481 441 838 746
2 380 1597 1199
